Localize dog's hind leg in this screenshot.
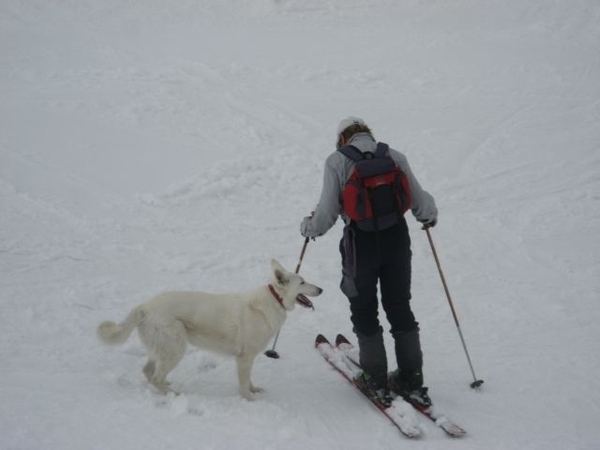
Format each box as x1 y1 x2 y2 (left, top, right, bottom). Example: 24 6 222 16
140 321 186 395
143 359 177 395
150 351 185 395
143 360 156 382
236 354 262 400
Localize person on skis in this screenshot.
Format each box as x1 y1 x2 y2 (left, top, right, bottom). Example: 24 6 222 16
300 117 438 406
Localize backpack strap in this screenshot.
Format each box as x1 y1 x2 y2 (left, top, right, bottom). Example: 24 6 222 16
374 142 389 158
337 145 365 162
339 143 389 161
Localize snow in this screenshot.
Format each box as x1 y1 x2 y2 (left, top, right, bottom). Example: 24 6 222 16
1 0 599 448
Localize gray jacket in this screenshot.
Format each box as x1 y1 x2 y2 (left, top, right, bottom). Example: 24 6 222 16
302 133 438 237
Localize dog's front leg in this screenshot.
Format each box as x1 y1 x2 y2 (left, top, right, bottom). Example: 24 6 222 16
236 354 262 400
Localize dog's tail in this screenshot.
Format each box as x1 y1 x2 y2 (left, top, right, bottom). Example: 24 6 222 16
97 306 144 345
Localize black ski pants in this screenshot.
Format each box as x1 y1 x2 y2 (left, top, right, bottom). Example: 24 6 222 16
340 218 419 336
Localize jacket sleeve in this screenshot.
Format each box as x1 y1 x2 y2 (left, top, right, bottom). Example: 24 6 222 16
302 154 344 237
390 149 438 223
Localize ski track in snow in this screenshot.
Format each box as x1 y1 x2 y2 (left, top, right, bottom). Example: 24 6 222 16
1 1 599 449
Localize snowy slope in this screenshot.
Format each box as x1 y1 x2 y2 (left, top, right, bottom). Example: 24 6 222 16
1 0 599 449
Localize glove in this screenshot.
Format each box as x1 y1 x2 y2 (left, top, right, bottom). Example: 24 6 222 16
300 216 313 237
419 217 437 229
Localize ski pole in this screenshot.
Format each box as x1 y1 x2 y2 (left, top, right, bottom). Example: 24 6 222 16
424 226 484 389
265 237 311 359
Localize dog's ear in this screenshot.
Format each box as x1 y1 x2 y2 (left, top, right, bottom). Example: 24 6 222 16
271 259 288 285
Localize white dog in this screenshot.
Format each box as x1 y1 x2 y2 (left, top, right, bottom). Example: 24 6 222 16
97 259 322 400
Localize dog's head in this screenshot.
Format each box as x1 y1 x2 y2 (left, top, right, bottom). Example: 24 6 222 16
271 259 322 311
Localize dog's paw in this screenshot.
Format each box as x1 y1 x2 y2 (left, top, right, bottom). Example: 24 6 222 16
240 386 264 401
151 380 180 396
240 391 256 401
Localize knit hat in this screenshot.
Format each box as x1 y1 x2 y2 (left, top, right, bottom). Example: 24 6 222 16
336 116 367 136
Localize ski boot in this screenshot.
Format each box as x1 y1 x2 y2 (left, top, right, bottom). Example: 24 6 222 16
355 371 394 408
388 369 432 407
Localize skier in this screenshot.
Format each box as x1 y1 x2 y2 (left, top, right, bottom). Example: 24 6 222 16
300 117 438 406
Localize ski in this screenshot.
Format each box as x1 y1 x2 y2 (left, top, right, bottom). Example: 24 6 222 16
335 334 467 438
315 334 421 438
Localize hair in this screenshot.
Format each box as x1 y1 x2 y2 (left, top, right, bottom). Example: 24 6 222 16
337 123 373 148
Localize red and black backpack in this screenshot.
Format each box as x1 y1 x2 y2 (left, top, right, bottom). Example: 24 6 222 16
338 142 411 231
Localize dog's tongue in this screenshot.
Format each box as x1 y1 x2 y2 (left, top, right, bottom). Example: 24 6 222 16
296 294 315 310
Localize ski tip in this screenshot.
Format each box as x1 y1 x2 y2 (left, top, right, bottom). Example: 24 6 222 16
315 334 330 347
335 333 351 346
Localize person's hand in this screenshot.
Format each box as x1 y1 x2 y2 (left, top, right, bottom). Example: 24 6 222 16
300 216 313 237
